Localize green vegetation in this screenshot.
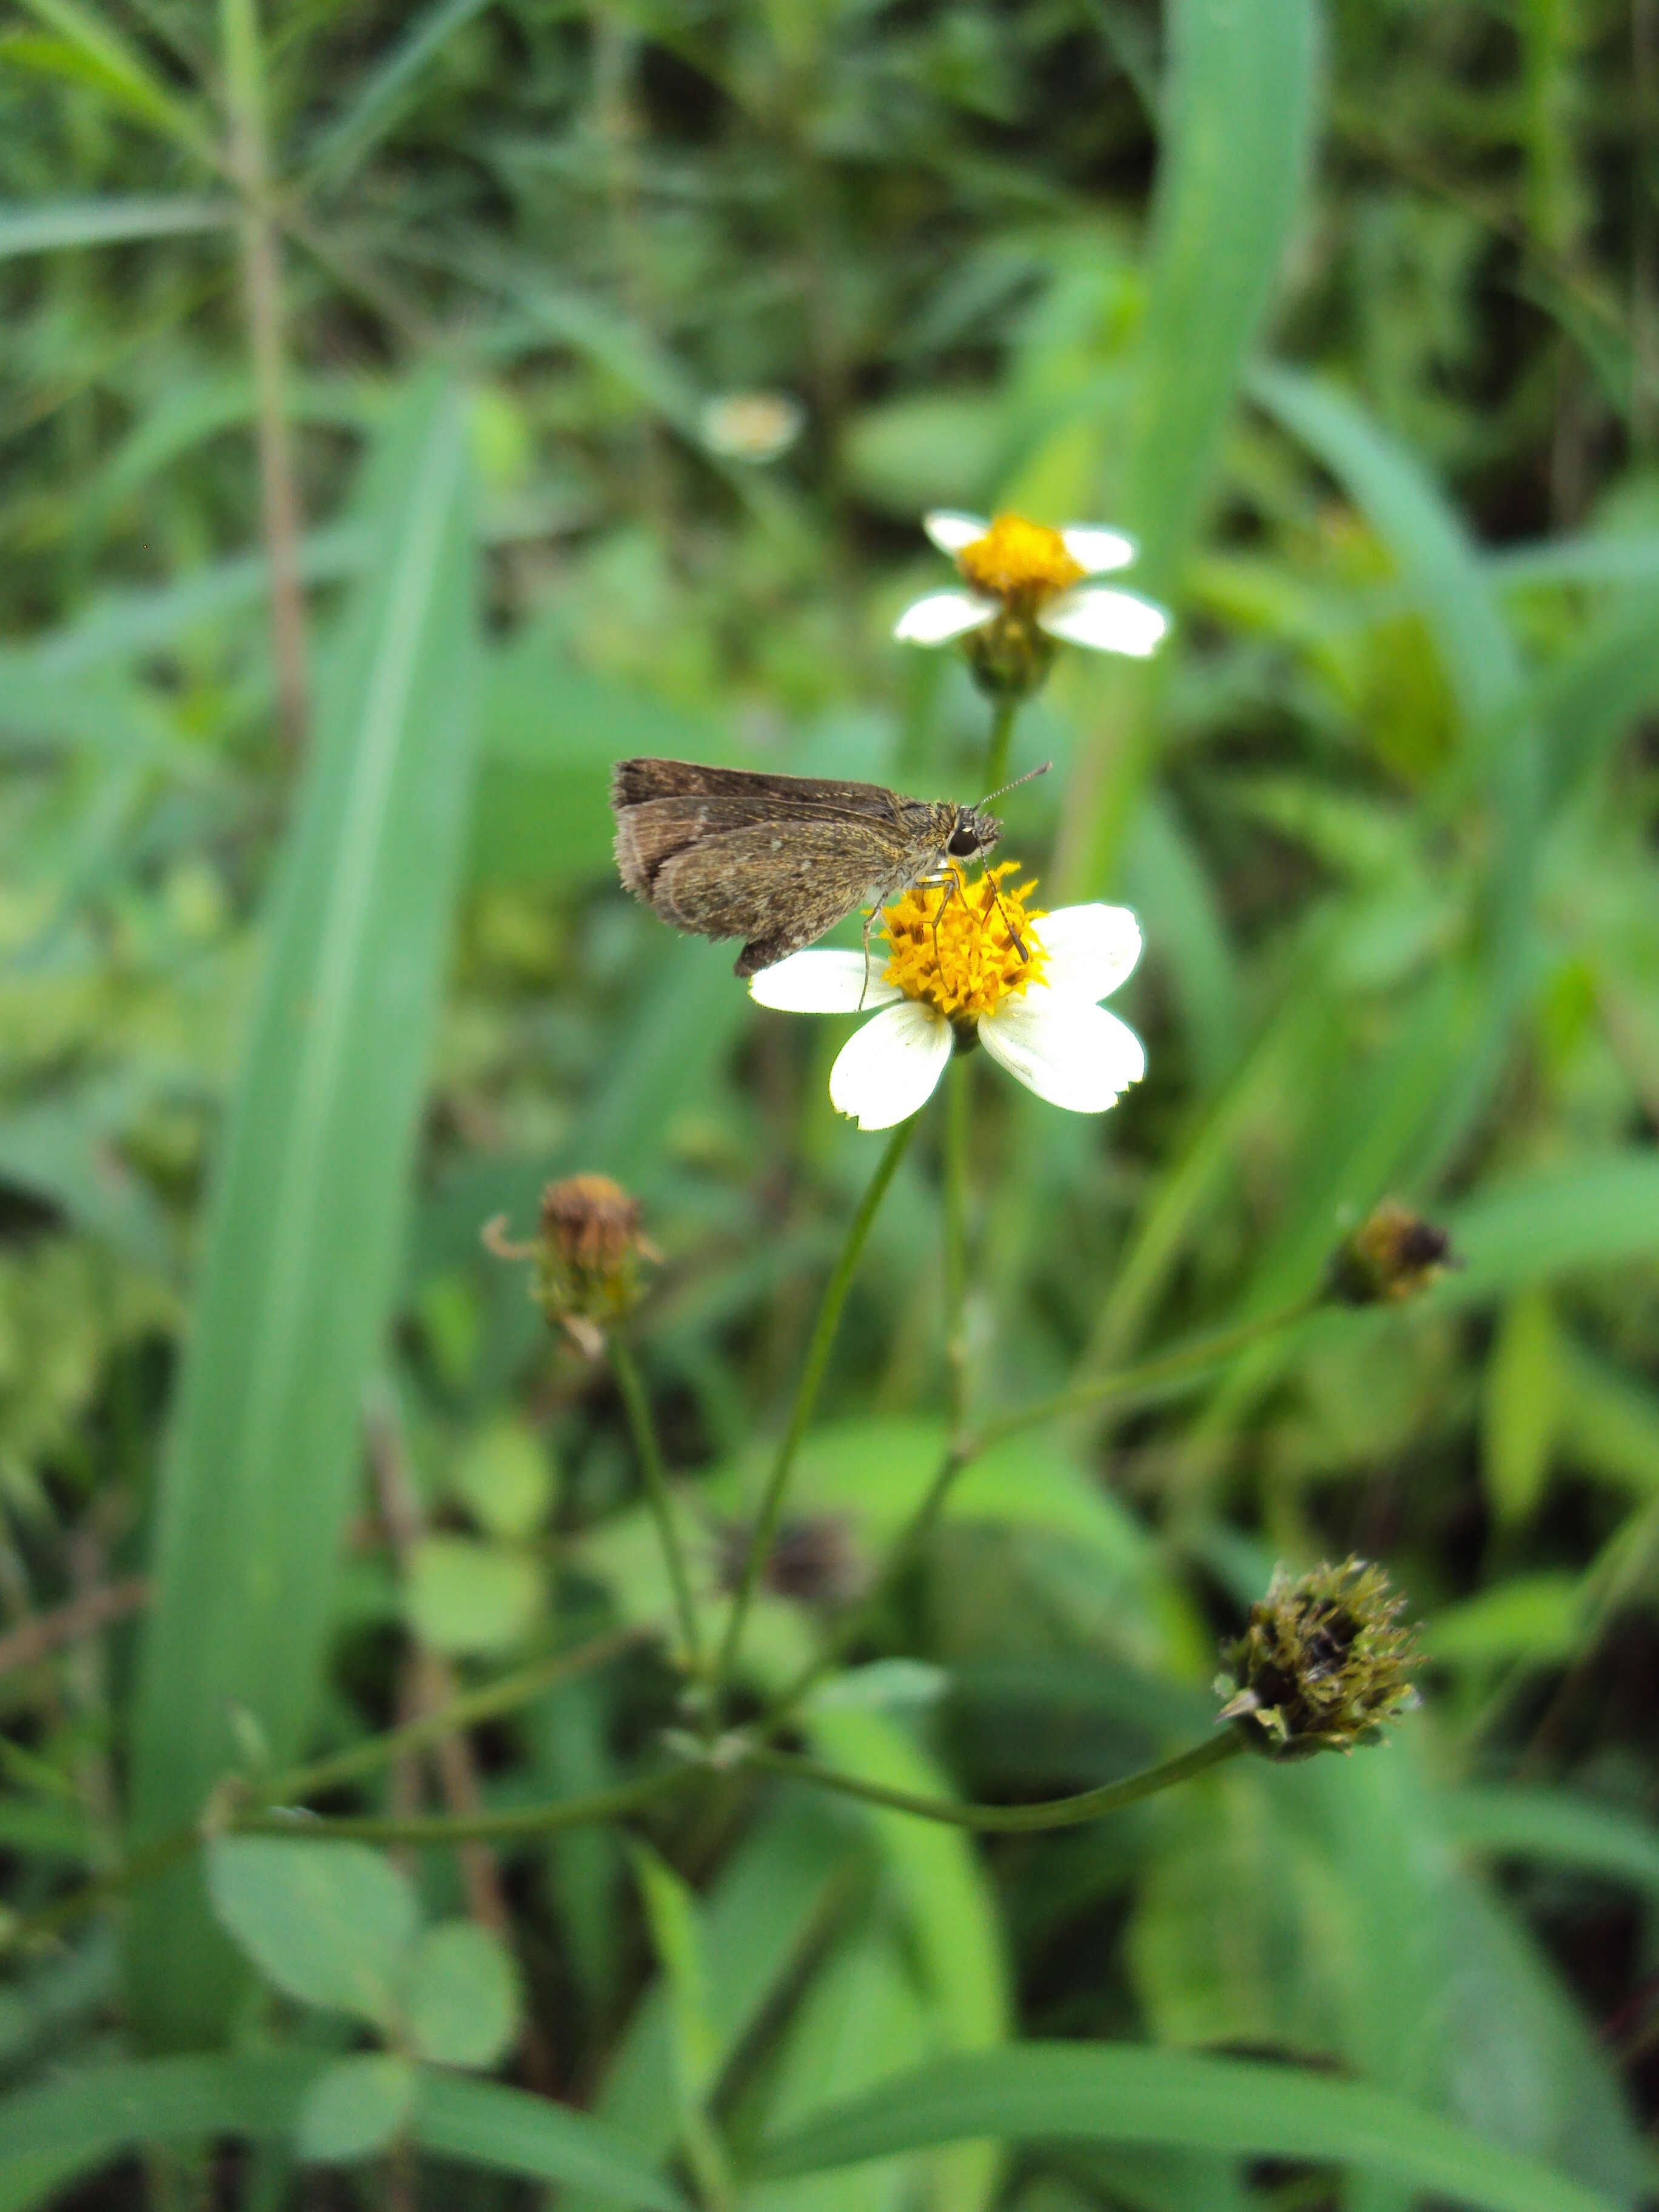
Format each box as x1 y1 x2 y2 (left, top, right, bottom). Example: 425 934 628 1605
2 0 1658 2206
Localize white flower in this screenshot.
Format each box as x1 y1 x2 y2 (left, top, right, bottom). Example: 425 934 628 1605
749 866 1146 1131
894 509 1170 662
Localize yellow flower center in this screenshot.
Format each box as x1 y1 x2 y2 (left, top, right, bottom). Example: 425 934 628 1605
880 863 1047 1022
957 512 1084 606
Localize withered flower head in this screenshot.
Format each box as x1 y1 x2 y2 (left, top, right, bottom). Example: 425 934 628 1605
1327 1202 1456 1307
483 1173 659 1355
712 1514 864 1609
1216 1557 1421 1761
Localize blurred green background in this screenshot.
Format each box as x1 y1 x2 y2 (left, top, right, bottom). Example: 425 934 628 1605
4 0 1659 2203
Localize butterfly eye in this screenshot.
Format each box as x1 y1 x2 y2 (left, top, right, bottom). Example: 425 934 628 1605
947 827 979 857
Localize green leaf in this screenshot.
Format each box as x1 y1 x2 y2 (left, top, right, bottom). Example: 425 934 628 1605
1060 0 1317 892
1250 366 1520 723
10 0 213 154
413 2073 691 2211
406 1535 545 1656
295 2053 420 2163
303 0 492 187
1442 1156 1659 1306
451 1419 551 1540
402 1921 521 2071
205 1837 418 2028
0 2052 320 2193
0 2054 684 2211
0 195 230 258
1427 1575 1583 1667
1122 0 1317 589
757 2045 1623 2212
1482 1292 1563 1526
1444 1787 1659 1903
125 376 480 2048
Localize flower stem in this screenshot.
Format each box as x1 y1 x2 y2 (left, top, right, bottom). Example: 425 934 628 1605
740 1731 1242 1830
984 695 1019 792
232 1765 696 1845
709 1114 919 1715
970 1293 1323 1453
942 1054 972 1431
757 1292 1324 1732
609 1335 704 1677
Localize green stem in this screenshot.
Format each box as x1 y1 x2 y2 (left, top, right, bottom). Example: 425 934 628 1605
0 1631 638 1957
742 1731 1242 1830
942 1053 972 1432
609 1337 704 1676
970 1293 1322 1454
709 1114 919 1711
233 1765 695 1845
759 1293 1324 1732
983 695 1019 793
270 1628 640 1804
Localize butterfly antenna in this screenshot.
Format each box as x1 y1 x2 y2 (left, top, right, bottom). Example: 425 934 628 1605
976 759 1051 809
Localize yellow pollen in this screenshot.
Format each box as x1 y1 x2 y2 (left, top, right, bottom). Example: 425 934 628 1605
880 863 1047 1022
957 512 1084 605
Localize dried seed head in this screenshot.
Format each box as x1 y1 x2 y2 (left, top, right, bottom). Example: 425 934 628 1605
1327 1202 1456 1306
1216 1557 1422 1761
483 1174 659 1354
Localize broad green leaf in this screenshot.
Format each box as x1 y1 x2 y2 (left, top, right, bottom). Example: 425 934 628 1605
125 377 480 2048
1427 1575 1583 1667
205 1837 418 2028
0 2052 320 2191
0 195 230 258
805 1708 1010 2212
402 1920 521 2071
295 2053 419 2162
757 2045 1623 2212
1482 1292 1563 1526
415 2072 691 2211
0 2054 685 2210
1060 0 1317 896
452 1419 552 1540
1442 1156 1659 1306
1444 1788 1659 1903
406 1534 544 1656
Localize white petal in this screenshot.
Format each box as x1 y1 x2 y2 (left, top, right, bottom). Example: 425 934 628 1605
979 994 1145 1113
1034 904 1142 1002
749 950 902 1014
1060 524 1138 574
893 590 997 646
828 1001 951 1130
923 510 989 556
1039 586 1170 658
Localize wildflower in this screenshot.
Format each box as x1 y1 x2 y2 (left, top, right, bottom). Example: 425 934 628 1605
699 389 805 464
894 510 1170 699
483 1173 660 1356
1327 1202 1456 1307
1216 1558 1421 1761
749 865 1145 1131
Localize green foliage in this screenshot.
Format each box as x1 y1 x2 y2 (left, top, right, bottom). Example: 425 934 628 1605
3 0 1658 2202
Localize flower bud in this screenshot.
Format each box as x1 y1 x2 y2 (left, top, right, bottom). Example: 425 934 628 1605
1327 1202 1455 1306
1216 1557 1421 1761
483 1174 659 1355
964 614 1059 702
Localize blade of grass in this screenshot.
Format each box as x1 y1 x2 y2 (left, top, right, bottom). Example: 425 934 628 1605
1057 0 1317 896
756 2045 1623 2212
0 196 232 258
124 377 478 2050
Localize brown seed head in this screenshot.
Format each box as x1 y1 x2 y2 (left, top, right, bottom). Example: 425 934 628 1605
1216 1557 1421 1761
1327 1202 1456 1306
483 1174 658 1353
